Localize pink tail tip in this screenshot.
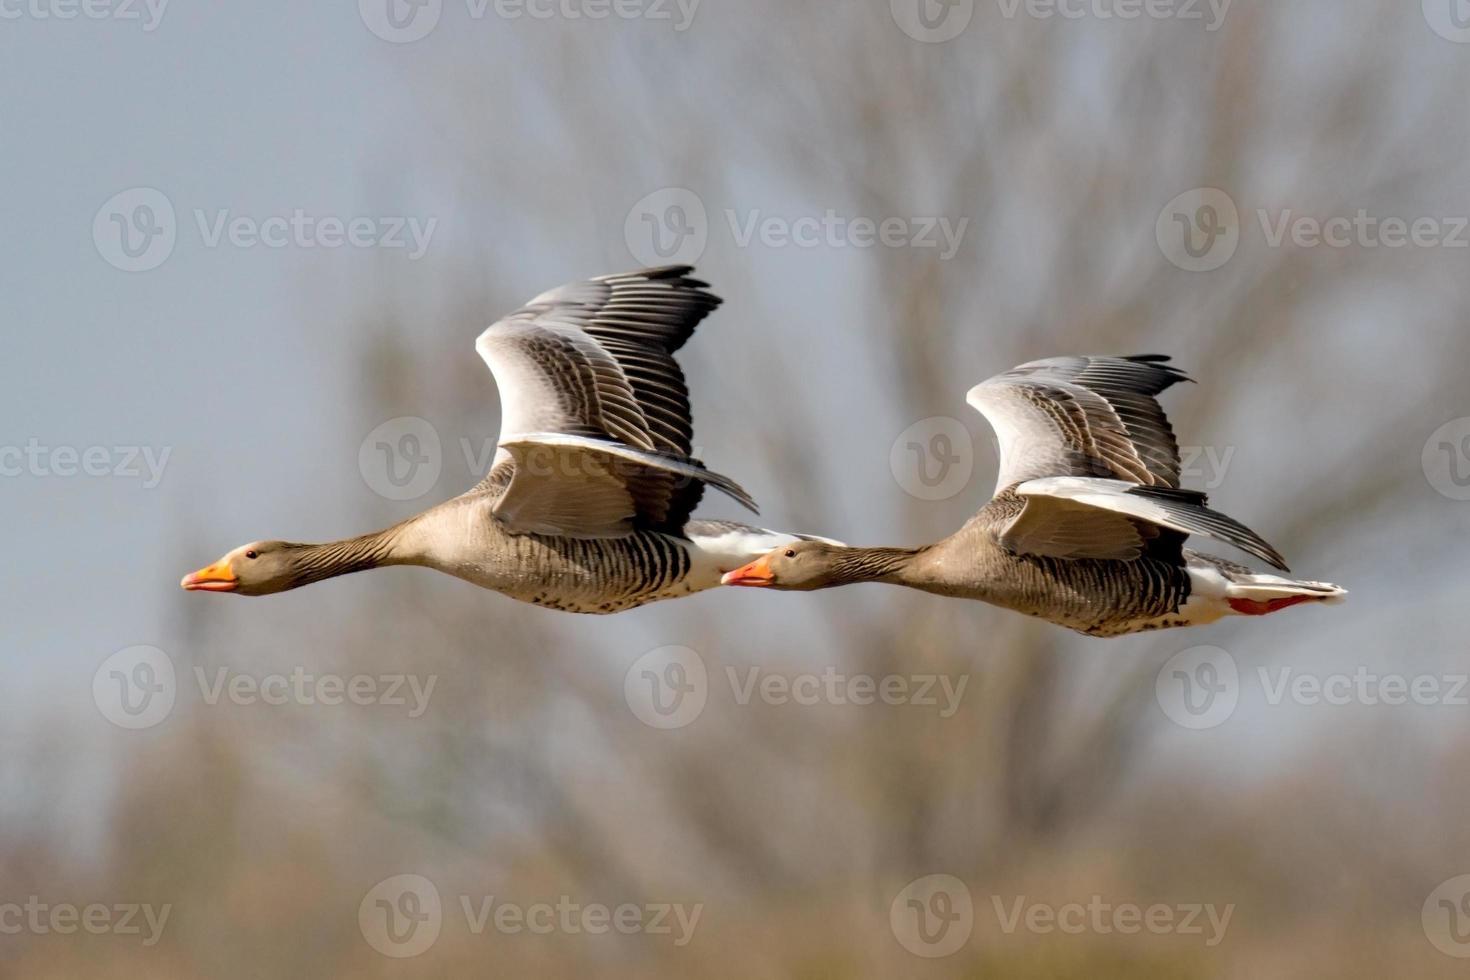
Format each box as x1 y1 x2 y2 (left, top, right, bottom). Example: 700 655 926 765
1228 594 1317 616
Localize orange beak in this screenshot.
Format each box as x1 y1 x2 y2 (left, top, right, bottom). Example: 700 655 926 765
181 560 238 593
722 556 776 587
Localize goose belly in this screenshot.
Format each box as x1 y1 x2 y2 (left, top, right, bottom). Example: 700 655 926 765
964 552 1195 638
444 531 707 614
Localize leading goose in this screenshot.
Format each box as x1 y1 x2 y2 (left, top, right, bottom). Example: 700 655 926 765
182 266 834 613
723 355 1345 637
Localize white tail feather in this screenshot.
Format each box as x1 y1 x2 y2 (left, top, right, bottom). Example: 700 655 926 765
1227 574 1348 606
1180 559 1346 626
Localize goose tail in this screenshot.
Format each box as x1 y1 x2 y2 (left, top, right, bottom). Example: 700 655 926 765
1183 552 1346 621
1223 573 1347 616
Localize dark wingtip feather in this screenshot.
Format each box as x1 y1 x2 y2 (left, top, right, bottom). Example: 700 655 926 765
642 265 720 303
1125 484 1290 571
1119 354 1195 384
627 264 695 279
627 264 716 292
1128 485 1209 506
703 470 759 515
662 449 758 515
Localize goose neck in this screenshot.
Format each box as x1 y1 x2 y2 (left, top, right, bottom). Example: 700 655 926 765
284 522 416 588
828 546 925 586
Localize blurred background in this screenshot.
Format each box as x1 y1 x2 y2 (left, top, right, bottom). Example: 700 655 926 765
5 0 1470 975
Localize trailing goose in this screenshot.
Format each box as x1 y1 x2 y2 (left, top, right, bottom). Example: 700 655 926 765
182 266 835 614
723 355 1345 637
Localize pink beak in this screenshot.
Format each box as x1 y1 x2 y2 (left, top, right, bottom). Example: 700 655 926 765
722 556 776 587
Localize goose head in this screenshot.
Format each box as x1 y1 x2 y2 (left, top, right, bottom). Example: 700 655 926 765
721 540 844 591
181 541 301 596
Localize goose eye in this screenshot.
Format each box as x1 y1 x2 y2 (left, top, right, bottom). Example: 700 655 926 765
784 549 797 559
245 550 259 560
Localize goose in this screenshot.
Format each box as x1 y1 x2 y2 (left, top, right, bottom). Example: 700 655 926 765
181 266 836 614
722 355 1346 637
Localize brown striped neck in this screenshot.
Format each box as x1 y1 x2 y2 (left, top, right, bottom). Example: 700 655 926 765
234 517 433 596
278 527 406 590
820 546 926 587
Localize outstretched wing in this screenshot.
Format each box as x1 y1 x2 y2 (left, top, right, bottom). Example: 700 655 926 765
999 476 1289 571
966 355 1192 494
474 266 754 538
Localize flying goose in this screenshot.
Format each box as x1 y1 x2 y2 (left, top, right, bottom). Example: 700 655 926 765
722 355 1345 637
182 266 835 613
